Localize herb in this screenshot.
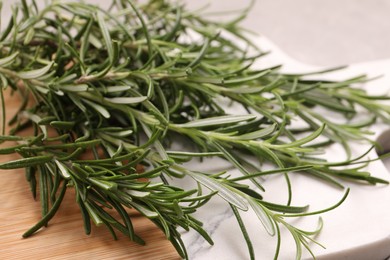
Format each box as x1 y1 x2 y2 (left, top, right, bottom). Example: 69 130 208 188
0 0 389 259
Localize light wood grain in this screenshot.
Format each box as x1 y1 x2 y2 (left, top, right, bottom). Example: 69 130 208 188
0 90 179 260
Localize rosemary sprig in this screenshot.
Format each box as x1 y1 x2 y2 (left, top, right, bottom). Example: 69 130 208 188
0 1 389 259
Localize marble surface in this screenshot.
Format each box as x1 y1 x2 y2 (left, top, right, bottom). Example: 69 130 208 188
179 36 390 259
183 0 390 67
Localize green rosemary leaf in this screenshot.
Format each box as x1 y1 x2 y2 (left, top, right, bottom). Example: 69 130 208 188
187 37 212 68
224 70 271 85
78 201 92 235
98 85 132 93
187 170 248 210
292 229 303 260
54 160 71 180
105 129 134 137
0 135 25 141
175 115 257 128
25 166 37 199
0 155 53 169
0 10 14 41
108 197 136 241
260 200 309 214
39 166 49 223
87 177 118 191
246 196 275 236
96 12 114 61
0 144 26 154
187 218 214 245
37 116 56 125
233 123 277 140
211 141 264 191
169 233 188 259
230 204 255 260
17 61 55 80
181 190 218 202
129 201 159 218
126 0 153 59
281 188 350 218
84 201 104 226
272 124 326 149
50 121 75 130
23 180 68 238
23 27 35 45
82 99 111 118
104 96 148 104
126 189 150 198
283 65 347 77
59 84 89 92
115 165 164 180
18 16 36 32
0 51 19 67
167 151 223 158
231 165 313 182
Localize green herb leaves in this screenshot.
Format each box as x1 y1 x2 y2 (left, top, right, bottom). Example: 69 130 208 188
0 155 53 169
174 115 257 128
0 1 388 259
17 61 55 80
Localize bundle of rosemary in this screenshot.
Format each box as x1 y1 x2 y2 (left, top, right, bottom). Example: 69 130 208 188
0 0 389 259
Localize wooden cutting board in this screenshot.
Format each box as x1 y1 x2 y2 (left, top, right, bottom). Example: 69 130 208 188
0 90 180 260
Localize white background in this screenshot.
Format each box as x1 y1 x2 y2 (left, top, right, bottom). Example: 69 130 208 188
184 0 390 67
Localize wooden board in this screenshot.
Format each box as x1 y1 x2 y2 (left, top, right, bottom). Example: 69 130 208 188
0 91 179 260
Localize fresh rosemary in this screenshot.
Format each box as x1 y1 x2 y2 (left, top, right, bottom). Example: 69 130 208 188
0 0 389 259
